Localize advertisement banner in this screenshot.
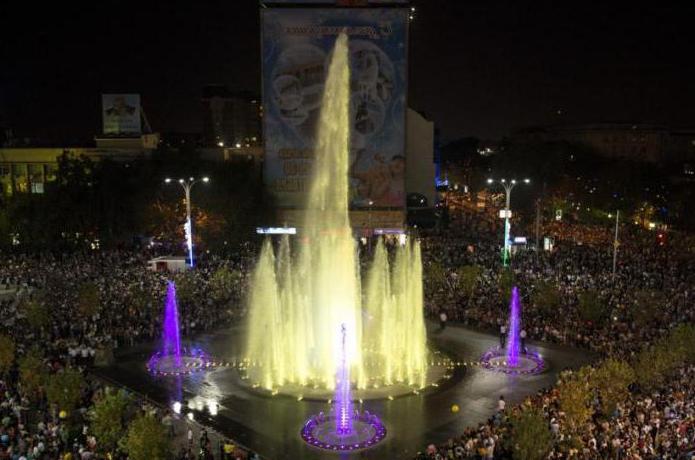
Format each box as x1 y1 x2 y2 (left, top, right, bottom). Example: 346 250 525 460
262 7 408 210
102 94 141 135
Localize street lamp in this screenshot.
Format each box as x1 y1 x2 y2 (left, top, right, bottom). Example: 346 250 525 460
164 176 210 267
487 177 531 267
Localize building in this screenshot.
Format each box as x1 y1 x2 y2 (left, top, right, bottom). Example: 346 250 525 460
202 85 262 148
512 123 678 163
0 145 153 197
405 109 436 207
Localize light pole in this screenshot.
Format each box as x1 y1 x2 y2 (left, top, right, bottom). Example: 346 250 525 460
487 177 531 267
165 176 210 267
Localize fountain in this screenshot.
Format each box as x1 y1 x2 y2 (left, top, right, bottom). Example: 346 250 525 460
147 281 210 376
300 323 387 451
480 286 545 375
245 31 432 396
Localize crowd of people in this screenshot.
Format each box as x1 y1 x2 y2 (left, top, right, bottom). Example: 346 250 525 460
0 248 255 459
417 220 695 459
0 216 693 459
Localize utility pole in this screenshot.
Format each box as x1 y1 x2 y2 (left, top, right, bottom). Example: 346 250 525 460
535 198 541 253
612 210 620 278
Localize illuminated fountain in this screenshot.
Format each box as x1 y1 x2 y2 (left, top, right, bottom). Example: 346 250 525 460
245 32 434 397
147 281 210 376
481 286 544 375
301 324 387 451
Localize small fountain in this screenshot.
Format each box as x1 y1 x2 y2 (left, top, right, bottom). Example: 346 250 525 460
301 324 387 451
147 281 210 376
480 286 544 375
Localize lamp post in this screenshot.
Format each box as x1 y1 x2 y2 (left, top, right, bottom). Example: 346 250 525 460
487 177 530 267
165 176 210 267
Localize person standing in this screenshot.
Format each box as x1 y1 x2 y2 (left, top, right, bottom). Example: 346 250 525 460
520 329 527 354
499 324 507 348
497 395 506 412
439 310 448 331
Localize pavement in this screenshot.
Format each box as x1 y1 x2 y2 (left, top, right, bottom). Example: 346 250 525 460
94 321 596 460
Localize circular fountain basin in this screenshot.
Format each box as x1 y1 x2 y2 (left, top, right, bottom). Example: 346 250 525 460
147 347 213 376
479 346 545 375
301 412 386 451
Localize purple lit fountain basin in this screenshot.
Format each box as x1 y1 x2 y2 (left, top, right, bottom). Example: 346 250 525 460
301 412 387 452
147 347 214 377
480 346 545 375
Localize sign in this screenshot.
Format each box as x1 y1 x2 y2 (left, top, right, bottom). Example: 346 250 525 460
261 7 408 210
513 236 527 244
499 209 512 219
102 94 141 135
256 227 298 234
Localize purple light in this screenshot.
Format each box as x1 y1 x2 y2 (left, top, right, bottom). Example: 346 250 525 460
163 281 182 367
335 323 353 435
506 286 521 368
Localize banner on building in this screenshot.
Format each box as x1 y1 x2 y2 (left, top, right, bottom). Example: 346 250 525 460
261 7 408 210
102 94 141 135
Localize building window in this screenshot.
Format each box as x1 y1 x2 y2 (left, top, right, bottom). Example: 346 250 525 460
31 182 44 194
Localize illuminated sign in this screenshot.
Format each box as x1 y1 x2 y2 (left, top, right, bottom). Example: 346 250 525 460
256 227 298 235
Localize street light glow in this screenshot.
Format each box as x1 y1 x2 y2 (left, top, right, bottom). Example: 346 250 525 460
511 179 517 184
164 178 172 183
524 178 531 184
202 177 210 183
501 178 506 183
487 178 493 184
178 179 184 184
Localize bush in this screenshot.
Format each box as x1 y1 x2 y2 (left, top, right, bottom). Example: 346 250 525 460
577 289 605 323
77 282 101 318
456 265 481 300
590 358 635 415
91 388 131 454
508 408 553 460
533 280 561 315
122 413 170 460
0 335 15 376
19 348 47 398
498 268 515 303
22 298 50 329
46 367 85 414
557 367 593 432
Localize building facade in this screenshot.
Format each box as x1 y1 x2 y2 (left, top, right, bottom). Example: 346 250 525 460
202 85 262 148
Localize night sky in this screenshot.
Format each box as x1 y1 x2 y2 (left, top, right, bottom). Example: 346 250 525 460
2 1 695 143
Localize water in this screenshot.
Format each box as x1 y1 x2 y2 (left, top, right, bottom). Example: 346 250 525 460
506 286 521 367
162 281 182 367
245 32 428 390
335 324 352 435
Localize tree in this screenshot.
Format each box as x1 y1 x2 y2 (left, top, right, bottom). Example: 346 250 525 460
557 367 593 433
590 358 635 415
122 413 170 460
173 272 196 307
508 408 553 460
77 281 101 318
209 265 243 304
631 290 662 327
18 348 47 398
497 268 515 303
0 335 15 376
456 265 481 301
577 289 605 324
91 388 131 454
21 297 50 329
533 280 561 315
46 368 85 414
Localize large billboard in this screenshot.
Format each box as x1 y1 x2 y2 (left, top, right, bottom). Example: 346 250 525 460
102 94 141 135
262 7 408 212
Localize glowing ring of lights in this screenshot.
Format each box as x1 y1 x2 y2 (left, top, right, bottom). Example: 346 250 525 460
300 413 387 451
146 347 214 376
479 346 545 375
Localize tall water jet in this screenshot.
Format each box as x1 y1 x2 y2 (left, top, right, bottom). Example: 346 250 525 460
335 324 353 435
245 32 428 392
506 286 521 368
480 285 544 375
162 281 182 367
147 280 210 376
